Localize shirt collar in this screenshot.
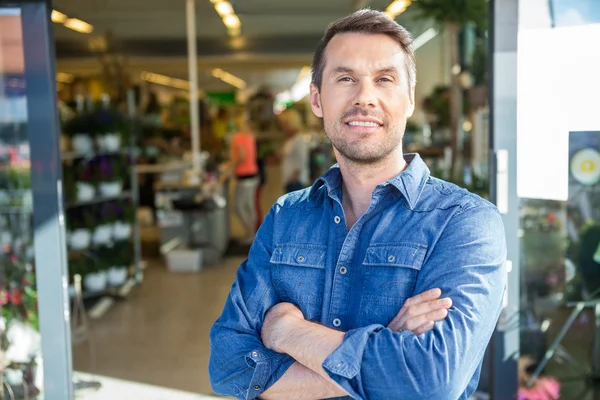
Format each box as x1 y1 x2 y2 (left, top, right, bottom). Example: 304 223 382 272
308 153 430 210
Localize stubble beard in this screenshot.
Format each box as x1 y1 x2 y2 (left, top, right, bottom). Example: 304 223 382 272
324 116 404 166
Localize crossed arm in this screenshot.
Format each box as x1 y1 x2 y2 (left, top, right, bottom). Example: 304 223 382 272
209 204 506 400
259 290 452 399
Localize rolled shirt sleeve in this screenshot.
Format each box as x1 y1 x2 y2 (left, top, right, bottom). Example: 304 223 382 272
323 203 507 400
209 206 295 399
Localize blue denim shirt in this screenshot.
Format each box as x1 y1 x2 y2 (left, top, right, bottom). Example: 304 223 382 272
209 154 507 400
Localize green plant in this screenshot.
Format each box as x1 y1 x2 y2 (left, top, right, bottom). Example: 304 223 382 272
409 0 488 177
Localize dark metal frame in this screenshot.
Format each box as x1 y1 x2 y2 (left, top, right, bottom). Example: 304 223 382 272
1 0 74 398
488 0 520 399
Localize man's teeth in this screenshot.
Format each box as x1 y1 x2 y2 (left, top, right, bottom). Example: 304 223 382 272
348 121 380 127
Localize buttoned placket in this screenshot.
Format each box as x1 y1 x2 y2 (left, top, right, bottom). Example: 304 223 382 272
325 187 390 331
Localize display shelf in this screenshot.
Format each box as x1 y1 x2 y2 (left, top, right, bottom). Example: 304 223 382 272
62 149 128 162
66 191 132 209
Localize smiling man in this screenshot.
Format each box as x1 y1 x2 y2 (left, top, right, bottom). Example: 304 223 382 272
209 9 507 400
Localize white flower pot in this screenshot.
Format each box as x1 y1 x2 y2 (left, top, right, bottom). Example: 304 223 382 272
69 229 91 250
83 271 108 293
107 266 128 286
1 231 12 246
0 190 9 205
22 190 33 207
113 222 132 240
102 133 122 152
5 368 23 386
99 181 123 197
76 182 96 202
72 134 94 154
92 224 113 245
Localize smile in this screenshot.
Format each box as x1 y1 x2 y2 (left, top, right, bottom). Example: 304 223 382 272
346 121 382 127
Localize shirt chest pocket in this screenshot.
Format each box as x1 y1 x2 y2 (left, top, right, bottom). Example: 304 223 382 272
270 244 326 322
358 243 427 326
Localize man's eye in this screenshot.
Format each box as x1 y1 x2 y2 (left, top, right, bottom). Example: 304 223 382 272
339 77 353 82
378 77 393 83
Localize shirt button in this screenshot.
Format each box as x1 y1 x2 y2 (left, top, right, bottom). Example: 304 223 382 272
251 351 259 358
388 255 395 262
253 385 261 391
334 216 341 224
333 318 341 327
339 266 347 275
297 255 305 262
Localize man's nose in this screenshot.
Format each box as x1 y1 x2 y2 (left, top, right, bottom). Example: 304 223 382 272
353 80 376 108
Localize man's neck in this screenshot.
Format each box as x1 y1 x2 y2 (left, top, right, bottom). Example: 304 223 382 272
339 149 407 228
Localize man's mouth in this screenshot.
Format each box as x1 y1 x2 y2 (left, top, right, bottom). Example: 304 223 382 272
346 121 382 127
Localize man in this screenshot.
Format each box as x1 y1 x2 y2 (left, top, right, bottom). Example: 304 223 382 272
210 9 506 400
278 108 311 193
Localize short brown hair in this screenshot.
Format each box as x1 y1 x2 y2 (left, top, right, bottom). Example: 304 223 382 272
311 9 416 90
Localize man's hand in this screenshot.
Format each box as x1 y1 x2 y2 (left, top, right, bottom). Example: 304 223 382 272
388 288 452 335
261 303 305 353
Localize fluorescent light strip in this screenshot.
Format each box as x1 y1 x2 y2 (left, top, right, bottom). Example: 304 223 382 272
63 18 94 33
385 0 411 19
413 27 438 50
211 68 247 89
51 10 68 23
211 0 241 37
141 71 190 90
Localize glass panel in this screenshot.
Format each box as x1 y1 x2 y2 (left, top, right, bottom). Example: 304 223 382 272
0 7 44 398
518 1 600 398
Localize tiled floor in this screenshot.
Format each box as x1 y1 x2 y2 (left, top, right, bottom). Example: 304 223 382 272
73 257 242 396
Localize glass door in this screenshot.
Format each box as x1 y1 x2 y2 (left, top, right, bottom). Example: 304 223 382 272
1 2 73 399
516 1 600 399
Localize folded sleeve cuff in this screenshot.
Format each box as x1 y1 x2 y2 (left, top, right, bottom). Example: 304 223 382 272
244 348 295 400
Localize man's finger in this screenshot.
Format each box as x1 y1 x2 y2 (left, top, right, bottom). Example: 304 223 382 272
392 296 452 328
412 320 435 336
395 288 442 320
403 308 449 332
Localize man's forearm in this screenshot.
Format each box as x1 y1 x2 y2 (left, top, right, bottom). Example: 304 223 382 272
260 362 347 400
279 319 346 381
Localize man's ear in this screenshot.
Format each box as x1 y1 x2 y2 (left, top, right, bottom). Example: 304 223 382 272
407 85 415 118
309 83 323 118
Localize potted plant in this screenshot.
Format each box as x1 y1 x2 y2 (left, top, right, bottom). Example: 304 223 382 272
74 161 96 203
82 256 108 293
92 206 114 246
96 156 124 197
67 211 94 250
106 242 130 287
410 0 488 179
94 108 127 153
111 202 132 241
63 112 94 155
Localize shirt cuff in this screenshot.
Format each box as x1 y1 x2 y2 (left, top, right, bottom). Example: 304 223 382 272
245 348 295 400
321 324 384 399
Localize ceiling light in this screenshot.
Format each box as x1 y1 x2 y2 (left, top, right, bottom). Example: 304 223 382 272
215 1 233 17
228 27 241 37
413 27 438 49
211 68 246 90
141 71 190 90
223 14 240 29
385 0 411 19
209 0 221 3
56 72 74 84
51 10 68 24
296 66 311 84
63 18 94 34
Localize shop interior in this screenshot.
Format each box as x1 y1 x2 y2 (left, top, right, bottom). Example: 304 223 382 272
2 0 600 399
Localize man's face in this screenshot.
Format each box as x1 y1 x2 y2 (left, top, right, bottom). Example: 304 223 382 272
310 32 415 165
